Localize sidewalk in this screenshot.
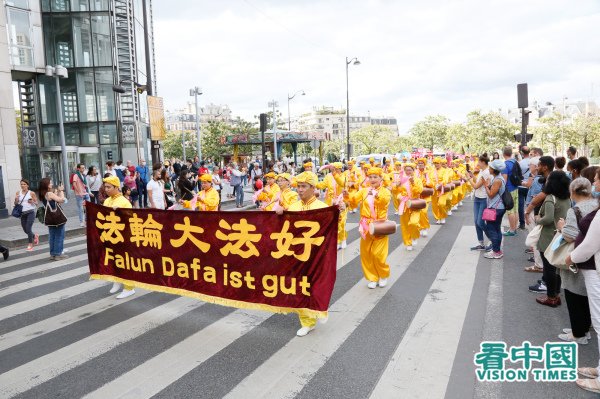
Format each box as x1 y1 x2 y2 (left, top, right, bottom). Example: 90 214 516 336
0 186 256 249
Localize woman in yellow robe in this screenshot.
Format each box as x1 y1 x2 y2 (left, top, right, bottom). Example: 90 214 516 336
257 172 280 211
431 158 450 224
275 173 299 210
344 167 392 289
197 174 220 211
397 163 423 250
316 162 348 249
416 158 433 237
391 161 404 214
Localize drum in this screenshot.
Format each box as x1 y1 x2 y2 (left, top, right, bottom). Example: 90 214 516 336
443 184 453 191
452 180 462 187
407 199 427 210
368 220 397 236
420 188 434 198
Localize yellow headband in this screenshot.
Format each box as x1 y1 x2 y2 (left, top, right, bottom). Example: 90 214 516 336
303 162 313 168
199 174 212 182
367 167 383 177
295 171 317 186
332 162 343 169
277 173 291 181
103 176 121 188
264 172 276 178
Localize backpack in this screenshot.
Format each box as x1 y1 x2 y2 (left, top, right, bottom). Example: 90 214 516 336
500 176 514 210
508 159 523 187
69 173 75 189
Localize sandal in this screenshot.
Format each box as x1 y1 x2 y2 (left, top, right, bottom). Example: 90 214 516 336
579 367 599 379
34 234 39 246
524 265 543 273
576 378 600 393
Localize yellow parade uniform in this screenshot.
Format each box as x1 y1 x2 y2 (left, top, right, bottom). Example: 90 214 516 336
316 169 348 244
257 183 281 211
415 167 433 232
346 184 392 283
398 176 423 247
390 166 404 212
278 187 299 210
197 187 220 211
103 192 134 291
431 161 450 222
288 196 328 329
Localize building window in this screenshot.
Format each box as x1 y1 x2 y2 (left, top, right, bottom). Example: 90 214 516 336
76 70 97 122
7 0 29 8
99 122 117 144
95 68 116 121
44 14 74 67
91 14 111 66
73 15 93 67
71 0 89 11
7 8 34 67
90 0 109 11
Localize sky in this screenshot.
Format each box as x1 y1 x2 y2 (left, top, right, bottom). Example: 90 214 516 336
152 0 600 133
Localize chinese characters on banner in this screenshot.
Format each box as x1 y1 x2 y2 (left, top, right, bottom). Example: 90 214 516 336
86 203 339 318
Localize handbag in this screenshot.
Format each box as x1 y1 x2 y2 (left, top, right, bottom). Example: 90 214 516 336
36 206 46 223
11 192 27 218
44 199 67 226
525 225 543 247
165 192 176 205
544 232 574 270
482 208 497 222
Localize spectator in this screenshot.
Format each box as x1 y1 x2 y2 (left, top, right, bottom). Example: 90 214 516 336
251 162 263 182
523 157 544 273
177 170 195 204
518 146 532 229
567 168 600 394
14 178 38 251
87 166 102 204
161 169 175 208
97 173 112 204
532 171 571 307
136 159 150 207
126 160 136 176
230 164 245 208
531 147 544 157
482 159 506 259
555 178 596 343
198 161 209 176
122 186 133 205
567 159 585 180
115 160 126 183
104 161 117 177
123 169 138 208
502 146 521 236
212 168 222 210
492 152 500 160
555 156 566 171
72 163 91 227
468 154 491 251
579 156 590 169
38 178 68 260
147 169 165 209
582 166 600 197
567 146 577 161
0 244 8 260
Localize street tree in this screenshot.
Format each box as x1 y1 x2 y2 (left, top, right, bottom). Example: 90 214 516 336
408 115 449 151
464 110 516 153
351 125 398 155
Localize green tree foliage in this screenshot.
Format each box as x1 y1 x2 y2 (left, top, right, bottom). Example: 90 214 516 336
463 110 517 153
529 113 563 155
162 130 197 160
570 113 600 157
351 125 398 154
408 115 449 151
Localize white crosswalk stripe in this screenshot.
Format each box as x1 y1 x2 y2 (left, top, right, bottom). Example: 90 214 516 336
0 211 495 399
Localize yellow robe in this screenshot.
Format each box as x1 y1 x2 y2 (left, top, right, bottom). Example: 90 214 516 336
346 185 392 283
390 169 404 212
257 183 281 211
416 168 434 231
278 187 299 210
398 177 423 246
431 167 449 221
288 196 328 328
103 194 134 290
197 187 220 211
316 173 348 243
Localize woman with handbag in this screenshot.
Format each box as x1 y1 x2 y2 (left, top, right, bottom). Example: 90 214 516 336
14 179 39 251
38 178 68 261
533 171 571 307
482 160 507 259
466 154 491 251
554 177 597 343
161 169 175 209
87 166 102 204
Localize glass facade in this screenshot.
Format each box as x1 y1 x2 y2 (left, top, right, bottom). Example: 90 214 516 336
6 1 34 67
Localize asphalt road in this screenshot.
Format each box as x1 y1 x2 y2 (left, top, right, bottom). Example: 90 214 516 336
0 199 596 398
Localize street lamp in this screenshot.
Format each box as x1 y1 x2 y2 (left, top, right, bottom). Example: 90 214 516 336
45 65 71 198
268 100 279 161
287 90 305 131
190 87 202 160
346 56 360 159
561 95 568 156
180 115 186 162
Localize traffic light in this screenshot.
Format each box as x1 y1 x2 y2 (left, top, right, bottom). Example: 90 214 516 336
514 133 533 143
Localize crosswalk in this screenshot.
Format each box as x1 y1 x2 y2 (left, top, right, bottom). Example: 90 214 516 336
0 208 509 398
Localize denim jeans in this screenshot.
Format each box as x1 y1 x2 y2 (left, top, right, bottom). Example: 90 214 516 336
20 210 35 243
473 197 487 242
76 194 90 223
234 184 244 206
484 208 506 252
48 224 65 256
518 187 528 227
138 183 148 208
540 252 562 298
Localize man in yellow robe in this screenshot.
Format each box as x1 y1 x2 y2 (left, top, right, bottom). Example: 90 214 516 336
257 172 280 210
197 174 220 211
397 163 423 250
391 161 404 215
344 167 392 289
416 158 434 237
316 162 348 249
431 158 450 224
103 175 136 299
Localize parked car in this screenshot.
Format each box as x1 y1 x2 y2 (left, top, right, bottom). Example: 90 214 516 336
355 153 394 165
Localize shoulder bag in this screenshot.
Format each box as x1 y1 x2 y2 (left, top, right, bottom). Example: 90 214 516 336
544 204 579 271
11 192 27 218
482 178 503 222
43 196 67 226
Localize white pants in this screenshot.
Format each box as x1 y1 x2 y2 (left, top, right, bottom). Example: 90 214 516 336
526 222 543 268
582 269 600 380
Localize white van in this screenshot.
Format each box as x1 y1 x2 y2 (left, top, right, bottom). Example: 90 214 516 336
355 153 394 165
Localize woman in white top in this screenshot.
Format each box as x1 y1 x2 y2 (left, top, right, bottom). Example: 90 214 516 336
466 154 491 250
87 166 102 204
212 168 222 210
14 179 39 251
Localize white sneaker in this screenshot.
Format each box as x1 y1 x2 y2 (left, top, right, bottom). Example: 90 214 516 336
563 328 592 340
452 206 458 211
448 210 453 215
459 201 464 207
296 326 315 337
337 244 342 250
116 289 136 299
367 281 378 289
436 220 441 225
79 222 85 227
394 211 399 215
558 332 589 345
441 219 446 225
421 230 428 237
378 278 388 288
318 316 328 324
406 246 413 251
109 282 122 294
341 240 347 249
413 240 418 246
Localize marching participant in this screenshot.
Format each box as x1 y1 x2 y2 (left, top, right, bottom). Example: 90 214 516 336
391 161 404 215
316 162 348 249
197 174 220 211
431 158 450 224
416 158 434 237
397 163 424 251
275 173 298 210
103 175 136 299
442 159 455 216
344 160 360 213
276 172 330 337
257 171 280 210
343 167 392 289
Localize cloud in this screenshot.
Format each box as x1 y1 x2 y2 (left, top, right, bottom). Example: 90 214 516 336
152 0 600 133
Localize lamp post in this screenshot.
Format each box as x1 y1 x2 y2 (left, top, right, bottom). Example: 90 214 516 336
287 90 305 131
190 87 202 160
45 65 71 198
268 100 279 161
180 115 186 162
561 95 568 156
345 56 360 159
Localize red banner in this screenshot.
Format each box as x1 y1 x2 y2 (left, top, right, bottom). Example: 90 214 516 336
86 203 339 318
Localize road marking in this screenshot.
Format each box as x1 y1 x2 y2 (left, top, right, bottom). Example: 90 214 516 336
0 296 204 398
0 264 89 298
369 226 479 399
0 250 88 281
0 243 87 269
0 290 151 351
0 280 106 322
3 236 87 257
224 225 442 399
